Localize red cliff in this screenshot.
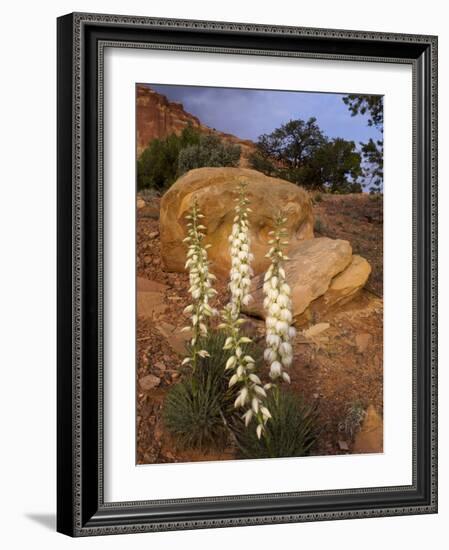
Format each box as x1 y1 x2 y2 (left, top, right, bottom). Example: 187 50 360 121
136 85 256 166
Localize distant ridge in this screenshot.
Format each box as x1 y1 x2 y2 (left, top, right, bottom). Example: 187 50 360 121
136 84 256 167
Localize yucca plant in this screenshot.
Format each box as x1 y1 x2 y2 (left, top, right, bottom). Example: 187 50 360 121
163 369 229 451
220 179 272 439
234 390 318 459
163 331 263 451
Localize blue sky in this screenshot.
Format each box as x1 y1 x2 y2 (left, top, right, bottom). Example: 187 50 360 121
148 84 382 146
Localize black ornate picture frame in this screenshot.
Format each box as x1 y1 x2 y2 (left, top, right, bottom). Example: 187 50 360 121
57 12 438 536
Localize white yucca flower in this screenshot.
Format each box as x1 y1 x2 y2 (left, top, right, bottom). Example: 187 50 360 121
182 198 217 372
263 213 296 384
227 179 254 319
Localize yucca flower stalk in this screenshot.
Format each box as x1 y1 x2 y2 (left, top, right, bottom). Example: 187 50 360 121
228 179 254 319
220 180 270 439
181 198 218 372
219 305 271 439
263 213 296 385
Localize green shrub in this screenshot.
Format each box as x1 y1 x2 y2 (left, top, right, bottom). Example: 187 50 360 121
338 400 366 441
137 135 181 190
314 216 324 233
235 390 318 459
137 125 242 191
177 134 241 175
248 152 277 176
163 330 262 451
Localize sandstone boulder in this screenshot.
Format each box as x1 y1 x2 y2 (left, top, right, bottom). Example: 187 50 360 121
160 167 314 278
298 254 372 324
324 255 372 306
242 237 353 319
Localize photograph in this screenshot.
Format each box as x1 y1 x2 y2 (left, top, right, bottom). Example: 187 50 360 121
135 83 384 465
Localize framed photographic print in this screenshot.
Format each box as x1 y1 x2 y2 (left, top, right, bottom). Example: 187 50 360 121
57 12 438 536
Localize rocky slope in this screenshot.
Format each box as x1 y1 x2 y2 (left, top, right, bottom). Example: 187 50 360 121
136 193 383 463
136 85 257 165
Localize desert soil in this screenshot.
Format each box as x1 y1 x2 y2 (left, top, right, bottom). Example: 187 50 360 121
136 194 383 464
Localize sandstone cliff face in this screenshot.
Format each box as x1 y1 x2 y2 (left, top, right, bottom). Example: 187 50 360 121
137 85 202 156
136 85 256 166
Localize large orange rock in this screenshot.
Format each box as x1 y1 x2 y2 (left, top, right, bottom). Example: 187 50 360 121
242 237 353 319
160 167 314 278
321 254 372 307
296 253 372 325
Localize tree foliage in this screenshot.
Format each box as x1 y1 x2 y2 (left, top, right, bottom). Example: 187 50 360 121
257 118 326 169
342 95 384 192
250 117 363 193
342 95 383 128
137 124 241 191
311 138 363 193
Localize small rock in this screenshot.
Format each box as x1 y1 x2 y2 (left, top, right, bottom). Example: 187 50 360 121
156 322 190 355
355 333 372 353
139 374 161 391
139 205 160 219
171 372 180 381
137 277 167 293
154 361 166 371
149 231 159 239
137 292 166 320
313 393 319 399
304 322 330 339
338 440 349 451
156 321 175 340
353 405 383 453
